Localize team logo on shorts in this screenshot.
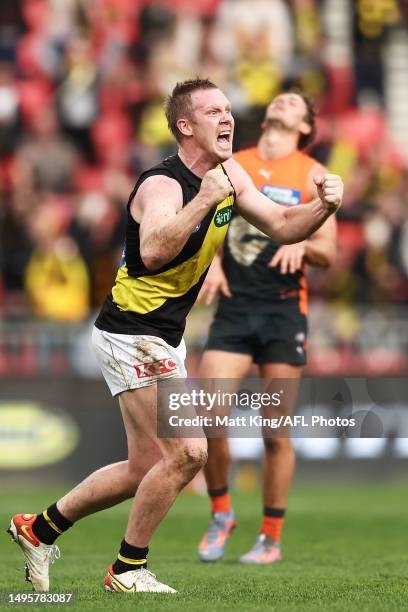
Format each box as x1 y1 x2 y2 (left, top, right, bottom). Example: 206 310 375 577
295 332 305 344
134 358 177 379
214 205 232 227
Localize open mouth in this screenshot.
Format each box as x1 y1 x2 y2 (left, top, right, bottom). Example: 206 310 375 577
217 130 231 145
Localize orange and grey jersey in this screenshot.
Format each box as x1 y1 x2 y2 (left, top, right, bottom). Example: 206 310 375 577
222 148 316 313
95 155 234 347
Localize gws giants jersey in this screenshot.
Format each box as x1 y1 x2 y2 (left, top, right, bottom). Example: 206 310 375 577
222 148 316 312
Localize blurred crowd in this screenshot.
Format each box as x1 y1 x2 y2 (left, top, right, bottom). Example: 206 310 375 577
0 0 408 349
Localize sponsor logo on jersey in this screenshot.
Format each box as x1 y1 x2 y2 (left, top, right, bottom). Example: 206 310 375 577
214 205 233 227
134 358 177 379
261 185 301 206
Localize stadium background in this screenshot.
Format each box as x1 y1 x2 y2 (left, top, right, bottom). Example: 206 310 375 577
0 1 408 609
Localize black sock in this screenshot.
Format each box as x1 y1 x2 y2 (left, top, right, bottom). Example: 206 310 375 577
208 486 229 497
32 503 73 545
264 507 286 518
112 540 149 574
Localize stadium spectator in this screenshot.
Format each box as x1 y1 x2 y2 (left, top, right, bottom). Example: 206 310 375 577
56 35 99 161
14 107 79 193
24 195 90 322
0 0 407 375
0 62 21 158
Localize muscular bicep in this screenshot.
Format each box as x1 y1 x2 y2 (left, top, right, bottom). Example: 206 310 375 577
131 175 183 243
224 158 285 237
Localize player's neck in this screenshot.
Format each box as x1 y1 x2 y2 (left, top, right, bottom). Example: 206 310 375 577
257 128 299 161
178 146 218 178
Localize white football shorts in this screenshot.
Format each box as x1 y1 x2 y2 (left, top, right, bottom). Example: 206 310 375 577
92 326 187 396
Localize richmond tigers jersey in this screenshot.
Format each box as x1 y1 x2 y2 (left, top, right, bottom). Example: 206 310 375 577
222 147 316 311
95 155 234 346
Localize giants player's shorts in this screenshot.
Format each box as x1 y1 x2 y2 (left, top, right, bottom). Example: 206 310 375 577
92 327 187 396
205 301 307 366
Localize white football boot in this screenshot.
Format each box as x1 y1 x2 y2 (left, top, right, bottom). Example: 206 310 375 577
7 513 60 591
104 564 177 593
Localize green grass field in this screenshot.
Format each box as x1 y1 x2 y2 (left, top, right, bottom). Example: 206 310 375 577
1 484 408 611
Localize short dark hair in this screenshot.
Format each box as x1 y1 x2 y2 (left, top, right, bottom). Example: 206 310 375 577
288 87 317 149
164 77 218 142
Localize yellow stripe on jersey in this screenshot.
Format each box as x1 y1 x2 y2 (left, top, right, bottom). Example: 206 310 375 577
112 194 234 315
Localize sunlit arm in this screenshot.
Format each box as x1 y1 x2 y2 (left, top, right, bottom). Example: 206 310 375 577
224 158 343 245
304 216 337 268
134 176 214 271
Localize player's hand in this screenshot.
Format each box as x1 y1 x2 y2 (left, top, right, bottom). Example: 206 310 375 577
200 169 233 207
268 242 306 274
196 257 232 305
314 174 343 213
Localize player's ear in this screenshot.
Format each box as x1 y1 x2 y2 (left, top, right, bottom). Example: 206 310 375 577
299 121 312 137
177 118 193 137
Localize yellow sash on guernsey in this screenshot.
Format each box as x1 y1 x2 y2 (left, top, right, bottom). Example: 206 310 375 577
112 193 234 315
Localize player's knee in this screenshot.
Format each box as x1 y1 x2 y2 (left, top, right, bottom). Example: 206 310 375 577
183 442 208 472
263 436 293 454
173 441 208 479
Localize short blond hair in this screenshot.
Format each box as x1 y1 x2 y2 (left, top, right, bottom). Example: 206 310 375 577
164 78 218 142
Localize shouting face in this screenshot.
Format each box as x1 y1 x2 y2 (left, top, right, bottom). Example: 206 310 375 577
176 88 234 163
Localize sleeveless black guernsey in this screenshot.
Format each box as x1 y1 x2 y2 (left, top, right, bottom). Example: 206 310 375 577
95 155 234 346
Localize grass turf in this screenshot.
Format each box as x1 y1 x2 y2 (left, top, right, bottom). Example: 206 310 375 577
1 484 408 611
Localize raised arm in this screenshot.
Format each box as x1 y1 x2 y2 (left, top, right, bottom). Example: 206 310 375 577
303 163 337 267
224 158 343 244
269 163 338 273
132 170 232 271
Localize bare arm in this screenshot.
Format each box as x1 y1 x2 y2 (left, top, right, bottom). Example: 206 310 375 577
269 163 338 272
133 171 232 271
304 162 337 267
303 215 337 267
224 158 343 244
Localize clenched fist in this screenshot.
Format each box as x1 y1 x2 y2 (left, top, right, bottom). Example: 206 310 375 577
314 174 343 213
200 169 234 207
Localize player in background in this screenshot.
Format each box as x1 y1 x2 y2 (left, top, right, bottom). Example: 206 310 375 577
197 90 337 564
8 80 342 593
